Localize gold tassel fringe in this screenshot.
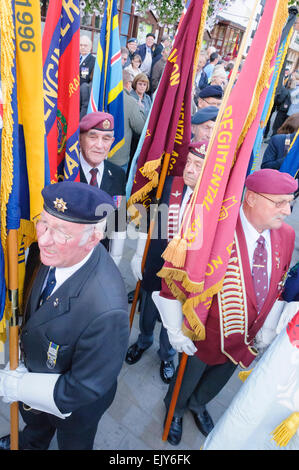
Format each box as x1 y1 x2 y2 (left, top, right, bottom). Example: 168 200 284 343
238 369 253 382
162 235 188 268
271 412 299 447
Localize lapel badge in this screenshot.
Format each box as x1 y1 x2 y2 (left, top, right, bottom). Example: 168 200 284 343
53 298 59 307
172 191 181 198
53 197 67 212
275 251 280 269
46 342 60 369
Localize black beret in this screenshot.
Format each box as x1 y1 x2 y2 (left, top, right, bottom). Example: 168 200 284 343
42 182 115 224
198 85 223 99
191 106 219 125
127 37 137 44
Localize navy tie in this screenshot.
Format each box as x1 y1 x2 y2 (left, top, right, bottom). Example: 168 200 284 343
39 268 56 307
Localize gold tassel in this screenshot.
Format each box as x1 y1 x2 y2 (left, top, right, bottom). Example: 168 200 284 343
238 369 253 382
271 412 299 447
162 235 188 268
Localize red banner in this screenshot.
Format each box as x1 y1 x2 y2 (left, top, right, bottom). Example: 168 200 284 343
158 0 288 341
127 0 209 220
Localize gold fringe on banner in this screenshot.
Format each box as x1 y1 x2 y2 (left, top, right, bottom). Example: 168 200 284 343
161 0 209 267
0 0 15 250
236 0 288 153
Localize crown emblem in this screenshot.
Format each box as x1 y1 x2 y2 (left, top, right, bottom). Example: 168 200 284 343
53 198 67 212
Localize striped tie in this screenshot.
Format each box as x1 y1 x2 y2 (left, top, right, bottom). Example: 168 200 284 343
89 168 98 187
252 235 268 313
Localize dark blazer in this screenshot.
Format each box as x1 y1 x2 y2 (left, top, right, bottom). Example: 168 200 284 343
261 133 295 170
136 43 153 63
282 261 299 302
21 243 129 417
80 53 96 84
80 159 126 197
80 159 126 242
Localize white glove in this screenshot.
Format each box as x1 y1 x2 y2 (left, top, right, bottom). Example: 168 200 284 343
110 231 126 267
0 367 71 419
130 232 147 281
152 291 197 355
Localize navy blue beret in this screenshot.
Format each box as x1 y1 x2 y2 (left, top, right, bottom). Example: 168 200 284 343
191 106 219 125
127 37 137 44
198 85 223 99
42 182 115 224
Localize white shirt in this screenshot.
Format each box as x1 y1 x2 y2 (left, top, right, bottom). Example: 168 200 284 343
239 205 272 287
179 186 193 227
43 249 94 296
80 153 104 187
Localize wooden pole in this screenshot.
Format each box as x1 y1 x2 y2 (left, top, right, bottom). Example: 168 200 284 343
129 153 171 330
7 229 19 450
162 352 188 441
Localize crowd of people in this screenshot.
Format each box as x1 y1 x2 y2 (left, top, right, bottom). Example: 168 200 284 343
0 31 298 451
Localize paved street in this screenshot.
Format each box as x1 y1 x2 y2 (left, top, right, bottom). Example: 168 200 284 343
0 142 298 450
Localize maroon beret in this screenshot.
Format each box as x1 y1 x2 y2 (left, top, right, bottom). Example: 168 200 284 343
188 140 209 159
245 169 298 194
79 112 114 132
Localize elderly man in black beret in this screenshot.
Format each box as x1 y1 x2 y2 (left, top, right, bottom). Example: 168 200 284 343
126 141 208 384
191 106 219 142
0 182 129 450
194 85 223 110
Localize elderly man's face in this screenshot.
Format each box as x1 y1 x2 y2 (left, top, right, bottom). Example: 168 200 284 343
192 120 215 141
80 128 115 167
183 152 204 190
245 191 293 232
80 37 92 56
121 52 128 66
197 96 222 109
127 42 137 54
37 211 96 268
146 35 155 48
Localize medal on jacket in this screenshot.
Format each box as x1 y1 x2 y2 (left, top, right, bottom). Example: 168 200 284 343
47 342 60 369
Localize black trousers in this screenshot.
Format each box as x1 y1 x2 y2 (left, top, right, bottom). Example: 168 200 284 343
19 383 117 450
164 354 237 418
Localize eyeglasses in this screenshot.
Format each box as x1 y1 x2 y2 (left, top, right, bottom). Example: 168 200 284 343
33 215 73 245
256 192 294 209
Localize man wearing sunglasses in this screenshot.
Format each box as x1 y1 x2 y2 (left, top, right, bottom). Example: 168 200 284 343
0 182 129 450
153 168 297 446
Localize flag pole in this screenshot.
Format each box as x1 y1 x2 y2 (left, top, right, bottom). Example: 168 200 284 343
129 152 171 329
7 229 19 450
161 0 261 441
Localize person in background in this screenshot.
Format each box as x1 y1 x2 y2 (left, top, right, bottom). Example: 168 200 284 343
193 54 209 92
79 35 95 85
150 47 171 95
110 70 146 175
209 65 228 90
121 47 129 68
137 33 155 78
261 113 299 170
191 106 219 142
125 37 138 66
126 141 208 384
125 54 142 79
203 52 219 81
194 85 223 111
130 73 152 119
